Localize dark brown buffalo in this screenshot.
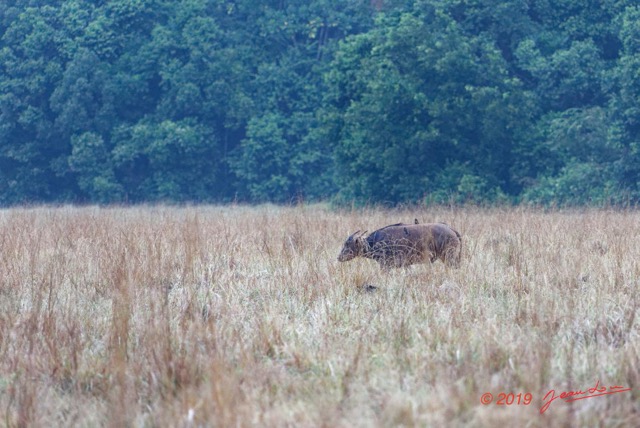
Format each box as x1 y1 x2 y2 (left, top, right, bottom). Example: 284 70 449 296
338 222 461 270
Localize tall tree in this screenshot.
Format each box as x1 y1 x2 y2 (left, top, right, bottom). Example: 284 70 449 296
0 3 72 202
323 4 532 204
608 5 640 202
229 0 374 202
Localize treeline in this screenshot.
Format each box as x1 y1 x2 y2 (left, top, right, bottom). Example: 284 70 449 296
1 0 640 206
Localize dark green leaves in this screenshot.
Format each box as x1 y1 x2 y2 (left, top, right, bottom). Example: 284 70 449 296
1 0 640 206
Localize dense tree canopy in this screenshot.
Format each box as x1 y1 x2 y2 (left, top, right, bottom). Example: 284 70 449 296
1 0 639 206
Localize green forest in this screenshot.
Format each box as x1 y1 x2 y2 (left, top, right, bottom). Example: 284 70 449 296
2 0 640 206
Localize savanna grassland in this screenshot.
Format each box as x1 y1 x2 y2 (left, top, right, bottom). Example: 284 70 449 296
0 205 638 427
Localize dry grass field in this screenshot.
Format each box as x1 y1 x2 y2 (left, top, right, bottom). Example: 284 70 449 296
0 204 638 427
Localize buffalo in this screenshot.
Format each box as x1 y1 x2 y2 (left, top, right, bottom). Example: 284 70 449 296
338 222 462 270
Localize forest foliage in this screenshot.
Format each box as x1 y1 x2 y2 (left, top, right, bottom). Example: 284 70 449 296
2 0 640 206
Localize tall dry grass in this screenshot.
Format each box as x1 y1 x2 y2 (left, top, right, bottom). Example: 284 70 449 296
0 204 637 427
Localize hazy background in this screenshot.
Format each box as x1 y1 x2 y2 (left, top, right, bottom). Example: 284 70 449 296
2 0 640 206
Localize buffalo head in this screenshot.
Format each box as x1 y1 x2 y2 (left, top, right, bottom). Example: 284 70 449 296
337 230 368 262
